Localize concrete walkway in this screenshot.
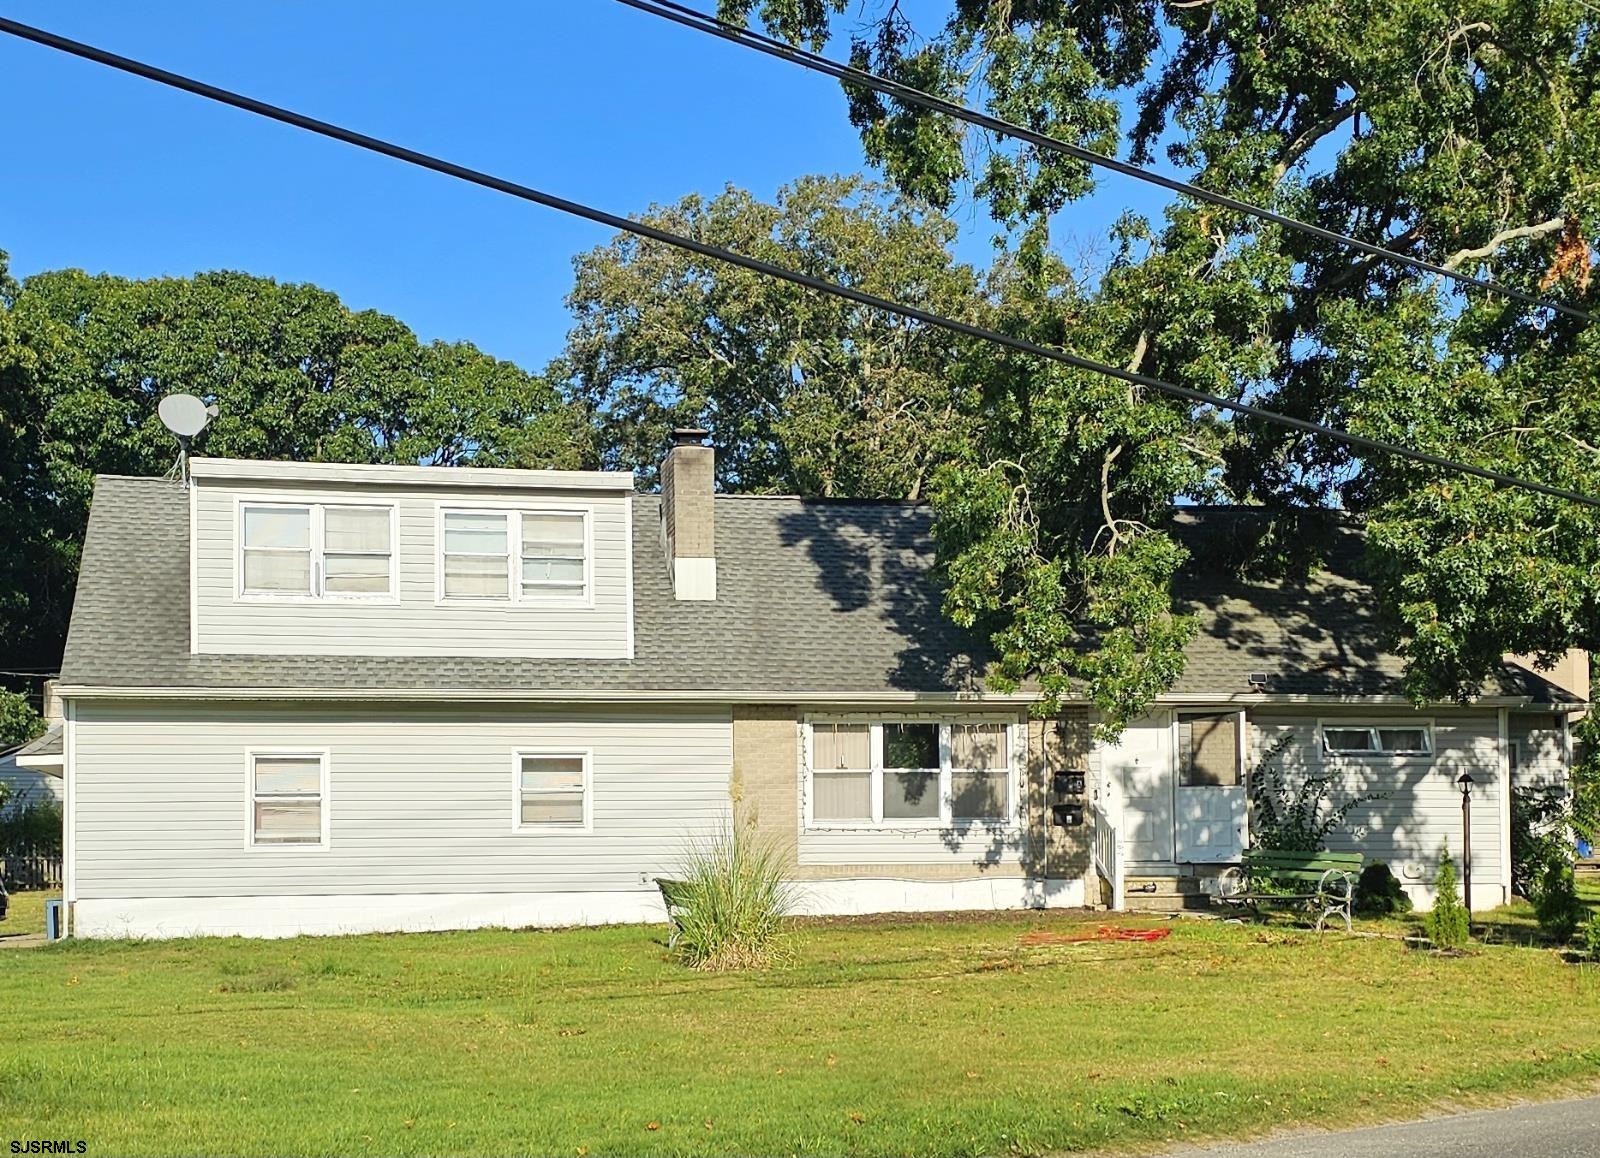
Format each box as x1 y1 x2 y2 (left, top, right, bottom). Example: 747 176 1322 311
1157 1094 1600 1157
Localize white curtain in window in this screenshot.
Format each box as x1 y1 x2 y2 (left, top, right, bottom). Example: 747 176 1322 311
243 552 311 593
812 771 871 821
812 723 869 770
252 755 322 843
242 506 312 594
521 512 585 588
443 512 510 598
243 507 310 549
323 507 391 594
520 755 585 825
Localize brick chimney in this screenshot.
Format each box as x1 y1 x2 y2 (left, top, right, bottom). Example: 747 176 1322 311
660 428 716 600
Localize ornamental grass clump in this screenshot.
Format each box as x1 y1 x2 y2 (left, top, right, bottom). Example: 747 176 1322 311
671 818 796 971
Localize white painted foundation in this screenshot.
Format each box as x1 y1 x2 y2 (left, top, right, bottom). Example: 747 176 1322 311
72 876 1086 939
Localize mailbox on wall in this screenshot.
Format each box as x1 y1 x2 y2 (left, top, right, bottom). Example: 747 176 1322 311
1052 770 1086 798
1050 802 1085 827
1049 764 1088 827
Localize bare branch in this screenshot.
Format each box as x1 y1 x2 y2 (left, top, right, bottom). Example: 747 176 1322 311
1442 216 1565 270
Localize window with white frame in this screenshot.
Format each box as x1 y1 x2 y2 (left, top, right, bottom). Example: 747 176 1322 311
249 751 327 846
241 504 313 595
442 510 512 599
1322 723 1433 756
520 512 586 595
514 751 590 830
440 508 589 602
805 718 1016 828
239 502 392 599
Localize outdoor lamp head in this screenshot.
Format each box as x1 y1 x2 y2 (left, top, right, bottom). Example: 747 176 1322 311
1457 772 1475 793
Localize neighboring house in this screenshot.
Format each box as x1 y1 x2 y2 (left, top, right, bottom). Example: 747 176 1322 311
3 684 65 809
48 434 1585 938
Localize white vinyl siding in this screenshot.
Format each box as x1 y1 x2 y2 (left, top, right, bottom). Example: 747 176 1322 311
70 700 731 899
193 481 629 657
1252 709 1504 897
1510 713 1568 791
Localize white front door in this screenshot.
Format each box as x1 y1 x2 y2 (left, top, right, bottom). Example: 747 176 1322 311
1102 713 1174 863
1174 711 1247 863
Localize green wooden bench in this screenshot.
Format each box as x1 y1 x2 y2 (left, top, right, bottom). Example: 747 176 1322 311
654 877 691 949
1215 850 1364 932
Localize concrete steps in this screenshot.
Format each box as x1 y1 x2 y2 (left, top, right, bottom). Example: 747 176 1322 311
1123 875 1214 913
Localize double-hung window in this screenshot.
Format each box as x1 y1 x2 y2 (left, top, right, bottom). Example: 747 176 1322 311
440 508 589 603
513 751 591 831
1322 722 1433 756
805 718 1016 828
442 511 512 599
249 751 328 846
239 502 393 599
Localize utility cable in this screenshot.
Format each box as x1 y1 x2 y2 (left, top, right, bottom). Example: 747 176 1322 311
1 15 1596 508
616 0 1599 326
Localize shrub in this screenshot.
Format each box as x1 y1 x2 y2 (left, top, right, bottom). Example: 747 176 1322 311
0 690 42 750
1427 850 1470 951
1533 858 1583 944
1511 785 1573 901
1247 736 1385 852
670 817 796 971
1354 861 1413 918
1583 912 1600 962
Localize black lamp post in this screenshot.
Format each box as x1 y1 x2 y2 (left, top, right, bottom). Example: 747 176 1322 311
1457 772 1475 911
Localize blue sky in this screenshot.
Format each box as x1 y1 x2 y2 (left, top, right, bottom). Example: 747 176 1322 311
1 2 1169 374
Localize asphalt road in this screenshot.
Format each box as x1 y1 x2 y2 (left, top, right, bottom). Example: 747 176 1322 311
1157 1095 1600 1157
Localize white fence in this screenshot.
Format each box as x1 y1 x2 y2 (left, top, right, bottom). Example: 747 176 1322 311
1090 801 1124 911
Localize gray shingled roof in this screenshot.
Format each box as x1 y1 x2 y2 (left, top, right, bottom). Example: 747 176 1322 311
58 475 1573 702
11 725 62 760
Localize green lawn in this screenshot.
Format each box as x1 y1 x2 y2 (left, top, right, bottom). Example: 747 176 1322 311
2 909 1598 1157
1 888 57 940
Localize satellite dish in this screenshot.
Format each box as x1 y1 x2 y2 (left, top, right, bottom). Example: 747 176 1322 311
157 394 219 486
157 393 215 439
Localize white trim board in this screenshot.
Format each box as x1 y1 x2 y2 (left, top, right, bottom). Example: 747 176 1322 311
69 878 1085 939
52 685 1581 707
191 457 634 493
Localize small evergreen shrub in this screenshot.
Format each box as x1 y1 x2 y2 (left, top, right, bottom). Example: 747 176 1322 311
1427 850 1470 951
1533 858 1583 944
1582 911 1600 962
670 817 796 971
1354 861 1413 918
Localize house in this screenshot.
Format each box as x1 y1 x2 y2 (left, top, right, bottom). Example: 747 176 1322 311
48 433 1585 938
2 683 65 809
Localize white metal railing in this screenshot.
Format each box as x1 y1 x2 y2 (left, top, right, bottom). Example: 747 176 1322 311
1090 801 1125 911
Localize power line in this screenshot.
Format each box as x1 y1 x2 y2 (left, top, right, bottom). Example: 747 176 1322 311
1 17 1597 511
616 0 1600 327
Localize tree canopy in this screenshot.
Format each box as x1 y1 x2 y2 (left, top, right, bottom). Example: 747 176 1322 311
0 256 591 671
719 0 1600 722
564 174 981 497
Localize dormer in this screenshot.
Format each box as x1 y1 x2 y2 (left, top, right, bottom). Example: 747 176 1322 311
187 458 636 658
